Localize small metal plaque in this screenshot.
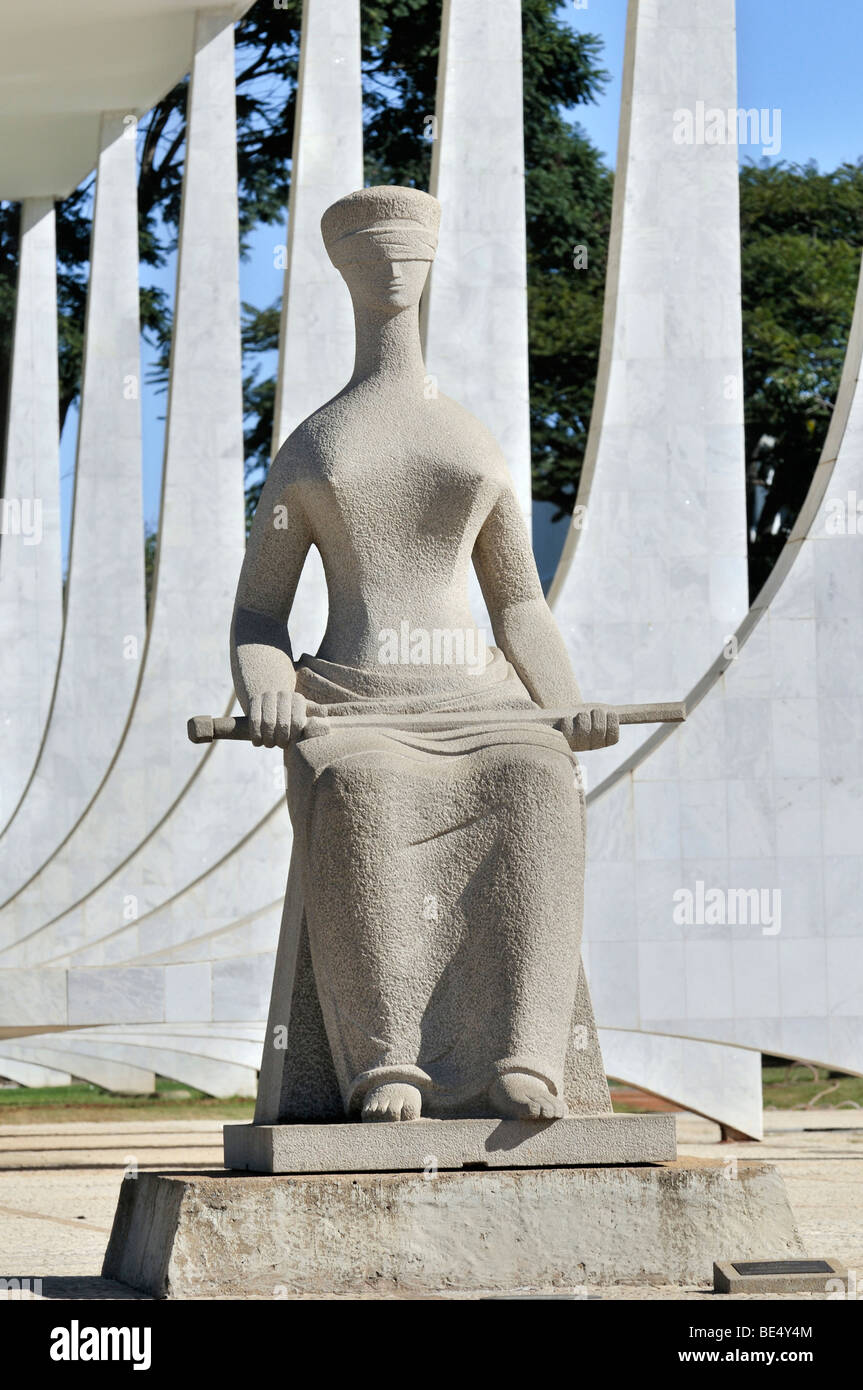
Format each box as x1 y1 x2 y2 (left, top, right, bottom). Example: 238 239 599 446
731 1259 833 1276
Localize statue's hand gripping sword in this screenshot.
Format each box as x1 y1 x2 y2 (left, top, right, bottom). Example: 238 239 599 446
187 696 685 749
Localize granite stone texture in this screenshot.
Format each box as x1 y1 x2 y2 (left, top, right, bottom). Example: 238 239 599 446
224 1114 677 1173
233 184 621 1125
102 1159 805 1297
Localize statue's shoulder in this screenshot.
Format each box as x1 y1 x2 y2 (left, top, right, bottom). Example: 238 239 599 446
433 392 513 483
269 407 338 484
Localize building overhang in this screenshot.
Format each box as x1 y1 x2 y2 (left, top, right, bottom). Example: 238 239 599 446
0 0 253 200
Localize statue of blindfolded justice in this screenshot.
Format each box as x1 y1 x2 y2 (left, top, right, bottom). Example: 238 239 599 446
189 186 683 1127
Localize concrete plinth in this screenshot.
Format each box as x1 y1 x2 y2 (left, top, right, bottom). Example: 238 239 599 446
714 1258 848 1295
224 1113 676 1173
102 1158 804 1298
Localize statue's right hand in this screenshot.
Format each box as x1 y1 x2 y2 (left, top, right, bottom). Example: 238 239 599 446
248 691 294 748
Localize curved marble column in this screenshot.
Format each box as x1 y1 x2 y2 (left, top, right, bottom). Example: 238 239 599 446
12 1024 262 1097
0 1058 71 1088
0 114 145 904
582 247 863 1078
0 198 62 830
0 1041 155 1093
0 10 246 952
550 0 749 786
272 0 363 661
423 0 532 525
600 1029 763 1139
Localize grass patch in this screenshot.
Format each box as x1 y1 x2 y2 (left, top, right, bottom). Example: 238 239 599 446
0 1077 255 1125
762 1063 863 1111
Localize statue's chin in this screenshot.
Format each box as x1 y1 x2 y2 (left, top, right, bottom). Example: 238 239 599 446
374 292 415 311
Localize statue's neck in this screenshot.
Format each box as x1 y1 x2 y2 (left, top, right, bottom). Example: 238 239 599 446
350 303 426 388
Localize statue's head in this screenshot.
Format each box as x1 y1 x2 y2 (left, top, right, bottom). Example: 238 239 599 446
322 186 441 313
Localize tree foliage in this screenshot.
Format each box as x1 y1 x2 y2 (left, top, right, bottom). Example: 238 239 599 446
739 160 863 596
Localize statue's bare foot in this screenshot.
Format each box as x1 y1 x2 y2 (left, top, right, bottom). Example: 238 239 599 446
361 1082 422 1122
489 1073 564 1120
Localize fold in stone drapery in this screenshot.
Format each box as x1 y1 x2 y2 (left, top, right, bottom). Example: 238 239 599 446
267 648 588 1118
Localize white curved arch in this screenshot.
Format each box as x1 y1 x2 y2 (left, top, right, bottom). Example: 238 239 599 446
548 0 749 789
0 14 247 949
0 200 62 830
580 244 863 1077
0 115 146 901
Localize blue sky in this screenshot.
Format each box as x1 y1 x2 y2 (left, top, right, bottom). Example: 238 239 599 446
58 1 863 569
565 0 863 171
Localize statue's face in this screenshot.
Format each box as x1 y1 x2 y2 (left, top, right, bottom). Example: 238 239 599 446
340 255 431 313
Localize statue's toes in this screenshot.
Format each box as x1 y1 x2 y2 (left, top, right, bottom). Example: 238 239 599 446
361 1082 422 1122
489 1073 562 1121
534 1095 564 1120
399 1091 422 1121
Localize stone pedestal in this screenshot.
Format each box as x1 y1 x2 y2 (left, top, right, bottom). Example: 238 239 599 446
224 1113 676 1173
102 1154 804 1298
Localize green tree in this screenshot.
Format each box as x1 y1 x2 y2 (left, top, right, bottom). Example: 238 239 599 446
739 159 863 596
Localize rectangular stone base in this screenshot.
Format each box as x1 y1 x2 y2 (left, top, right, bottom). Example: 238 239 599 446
714 1258 848 1295
223 1113 676 1173
102 1158 805 1297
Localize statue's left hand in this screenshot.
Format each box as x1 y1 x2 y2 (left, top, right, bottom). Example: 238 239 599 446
560 704 620 752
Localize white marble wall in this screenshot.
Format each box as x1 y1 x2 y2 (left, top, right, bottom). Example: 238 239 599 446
0 1040 155 1094
5 1024 262 1097
0 199 62 830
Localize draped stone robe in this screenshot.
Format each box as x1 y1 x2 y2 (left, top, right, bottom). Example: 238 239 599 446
254 650 612 1122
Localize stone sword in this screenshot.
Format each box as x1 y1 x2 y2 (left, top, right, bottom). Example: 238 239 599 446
188 697 685 747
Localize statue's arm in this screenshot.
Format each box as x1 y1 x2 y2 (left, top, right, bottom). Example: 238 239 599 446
230 455 312 747
473 487 583 707
473 488 618 750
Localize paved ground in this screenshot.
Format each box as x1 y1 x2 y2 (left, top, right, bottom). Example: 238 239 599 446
0 1112 860 1300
